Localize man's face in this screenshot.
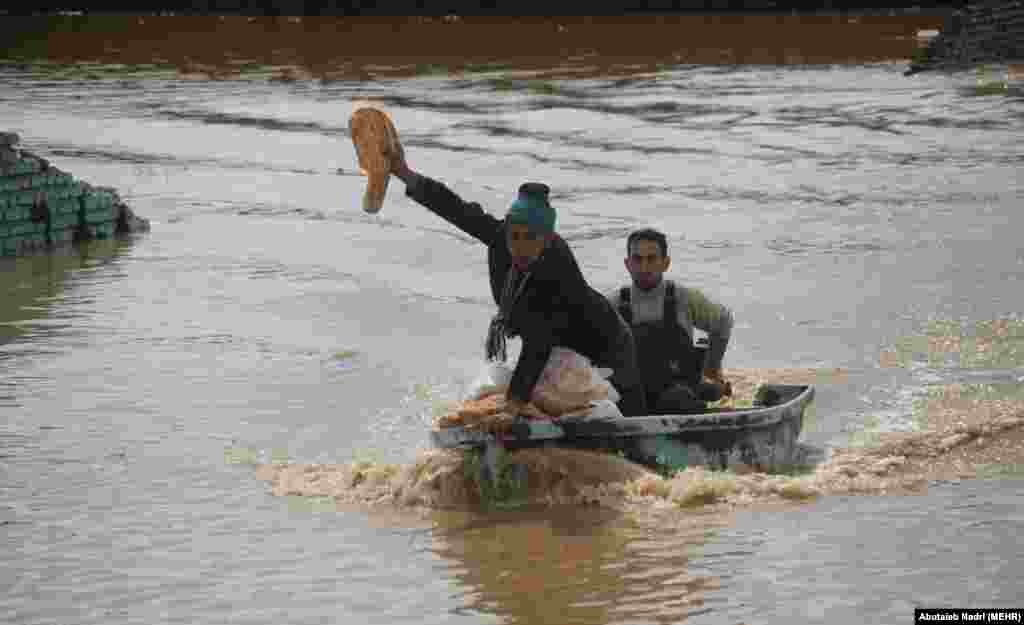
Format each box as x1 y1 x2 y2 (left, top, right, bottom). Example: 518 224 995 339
625 239 670 290
507 223 549 270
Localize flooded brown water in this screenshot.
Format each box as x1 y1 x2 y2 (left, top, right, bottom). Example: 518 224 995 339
2 14 1023 625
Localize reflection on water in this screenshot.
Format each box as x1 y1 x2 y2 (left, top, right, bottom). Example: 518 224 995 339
429 505 728 625
0 238 133 350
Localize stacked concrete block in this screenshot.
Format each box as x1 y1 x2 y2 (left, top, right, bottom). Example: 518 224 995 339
0 131 150 258
79 188 118 240
48 177 89 246
907 0 1024 74
0 133 47 256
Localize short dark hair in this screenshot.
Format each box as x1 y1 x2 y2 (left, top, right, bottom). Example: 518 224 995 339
627 228 669 257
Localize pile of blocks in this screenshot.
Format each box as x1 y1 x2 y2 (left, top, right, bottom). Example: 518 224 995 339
906 0 1024 74
1 131 131 258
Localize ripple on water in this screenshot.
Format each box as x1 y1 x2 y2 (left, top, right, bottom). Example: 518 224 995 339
34 142 325 177
0 429 38 458
765 234 893 258
2 43 1023 625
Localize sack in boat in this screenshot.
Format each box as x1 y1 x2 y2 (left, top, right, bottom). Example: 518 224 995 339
348 107 401 214
441 348 620 429
466 361 515 400
530 347 620 417
435 393 552 431
466 349 619 416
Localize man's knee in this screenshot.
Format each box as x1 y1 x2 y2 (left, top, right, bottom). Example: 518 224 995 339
654 383 705 415
615 383 648 417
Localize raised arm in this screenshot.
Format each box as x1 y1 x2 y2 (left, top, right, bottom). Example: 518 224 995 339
393 153 502 246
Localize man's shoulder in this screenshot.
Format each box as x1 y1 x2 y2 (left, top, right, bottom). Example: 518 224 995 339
665 280 716 313
671 281 733 319
665 280 704 300
662 279 686 298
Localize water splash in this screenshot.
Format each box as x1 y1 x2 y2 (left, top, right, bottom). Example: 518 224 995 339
254 382 1024 514
256 447 653 509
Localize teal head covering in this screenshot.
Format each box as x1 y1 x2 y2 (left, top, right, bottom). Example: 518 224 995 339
506 182 556 233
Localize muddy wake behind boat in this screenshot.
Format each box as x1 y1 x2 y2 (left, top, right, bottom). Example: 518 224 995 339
256 369 1024 513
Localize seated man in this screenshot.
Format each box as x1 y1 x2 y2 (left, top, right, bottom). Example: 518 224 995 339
606 228 734 415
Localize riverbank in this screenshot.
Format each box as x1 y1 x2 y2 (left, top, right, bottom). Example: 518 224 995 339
0 14 948 82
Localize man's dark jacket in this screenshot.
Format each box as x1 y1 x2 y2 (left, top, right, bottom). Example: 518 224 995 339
406 175 628 402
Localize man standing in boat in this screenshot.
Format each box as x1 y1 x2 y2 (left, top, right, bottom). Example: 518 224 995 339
607 228 734 414
386 138 648 418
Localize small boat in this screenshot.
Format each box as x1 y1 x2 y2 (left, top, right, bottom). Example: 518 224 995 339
430 384 815 476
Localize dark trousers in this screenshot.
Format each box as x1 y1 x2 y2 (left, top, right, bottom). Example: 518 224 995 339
648 381 724 415
613 382 648 417
596 316 648 417
649 383 704 415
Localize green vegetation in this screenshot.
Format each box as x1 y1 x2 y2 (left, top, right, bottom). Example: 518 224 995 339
922 382 1024 403
654 453 687 479
970 65 1009 97
349 459 400 486
351 447 387 466
223 445 290 466
463 446 529 508
770 463 817 477
849 414 884 448
910 46 932 65
481 76 579 97
414 63 449 76
332 349 359 360
802 400 819 435
966 82 1009 96
528 81 561 96
412 382 434 401
913 381 1024 431
223 445 261 465
890 318 1024 369
975 464 1024 480
925 319 960 338
486 76 518 91
269 448 290 464
463 62 516 74
0 59 184 81
286 495 339 513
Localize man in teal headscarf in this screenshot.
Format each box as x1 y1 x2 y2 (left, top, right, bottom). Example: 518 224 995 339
387 144 647 417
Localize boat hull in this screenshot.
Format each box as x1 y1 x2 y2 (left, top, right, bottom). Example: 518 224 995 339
430 384 815 473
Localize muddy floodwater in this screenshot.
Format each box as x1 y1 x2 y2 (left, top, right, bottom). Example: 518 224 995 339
2 14 1023 625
